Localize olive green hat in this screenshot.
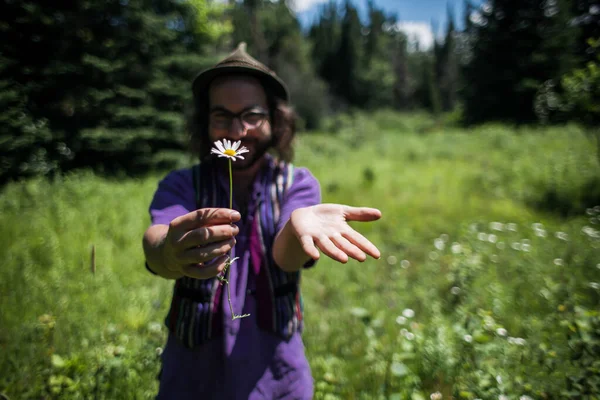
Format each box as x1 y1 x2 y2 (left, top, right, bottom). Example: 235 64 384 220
192 42 289 102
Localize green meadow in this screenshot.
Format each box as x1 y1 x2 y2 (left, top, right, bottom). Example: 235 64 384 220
1 112 599 399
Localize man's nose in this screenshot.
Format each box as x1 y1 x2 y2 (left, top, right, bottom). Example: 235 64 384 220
228 117 248 139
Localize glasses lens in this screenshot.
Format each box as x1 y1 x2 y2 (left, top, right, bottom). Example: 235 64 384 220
211 114 232 130
242 112 266 128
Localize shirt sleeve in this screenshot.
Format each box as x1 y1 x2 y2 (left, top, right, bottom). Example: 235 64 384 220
276 167 321 268
148 168 196 226
276 167 321 233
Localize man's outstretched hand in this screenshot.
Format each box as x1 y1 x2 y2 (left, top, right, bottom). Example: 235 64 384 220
289 204 382 264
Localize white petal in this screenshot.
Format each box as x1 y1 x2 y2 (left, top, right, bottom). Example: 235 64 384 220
224 139 231 150
237 148 249 154
232 140 241 151
211 148 223 155
215 140 225 152
235 155 245 160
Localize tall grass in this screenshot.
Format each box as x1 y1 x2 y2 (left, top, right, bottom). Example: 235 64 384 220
1 112 599 399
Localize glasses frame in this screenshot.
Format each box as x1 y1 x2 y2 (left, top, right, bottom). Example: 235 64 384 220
209 107 269 131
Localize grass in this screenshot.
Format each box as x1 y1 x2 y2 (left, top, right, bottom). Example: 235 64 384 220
1 111 599 399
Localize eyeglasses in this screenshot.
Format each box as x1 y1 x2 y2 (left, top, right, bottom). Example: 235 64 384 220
209 108 269 131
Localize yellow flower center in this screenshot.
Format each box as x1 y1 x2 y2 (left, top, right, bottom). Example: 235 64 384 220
224 149 236 156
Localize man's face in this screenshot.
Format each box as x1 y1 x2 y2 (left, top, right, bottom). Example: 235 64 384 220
208 75 272 170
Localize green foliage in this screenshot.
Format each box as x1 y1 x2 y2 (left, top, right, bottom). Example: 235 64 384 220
0 0 223 184
187 0 233 41
536 38 600 127
462 0 578 124
2 113 599 398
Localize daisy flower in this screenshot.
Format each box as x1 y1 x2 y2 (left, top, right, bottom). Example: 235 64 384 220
210 138 250 321
211 139 249 161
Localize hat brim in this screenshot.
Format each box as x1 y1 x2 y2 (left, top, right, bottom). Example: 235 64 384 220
192 65 289 103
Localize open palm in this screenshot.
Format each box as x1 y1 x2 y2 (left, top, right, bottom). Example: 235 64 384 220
290 204 382 263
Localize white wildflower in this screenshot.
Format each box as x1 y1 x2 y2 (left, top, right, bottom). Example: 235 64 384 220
589 282 600 290
430 392 442 400
553 258 564 266
402 308 415 318
463 334 473 343
434 238 445 251
555 231 569 241
211 139 249 161
451 243 462 254
451 286 461 295
496 328 508 336
387 255 397 265
490 222 504 231
477 232 488 241
488 234 498 243
148 322 162 333
582 226 600 238
401 259 411 269
507 223 518 232
535 229 547 238
396 316 407 325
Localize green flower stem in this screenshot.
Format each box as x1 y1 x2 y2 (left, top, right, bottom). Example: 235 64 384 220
223 158 250 320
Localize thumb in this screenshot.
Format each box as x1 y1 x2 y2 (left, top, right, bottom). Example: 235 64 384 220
342 206 382 222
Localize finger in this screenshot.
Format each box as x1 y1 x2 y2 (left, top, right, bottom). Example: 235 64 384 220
171 208 241 231
179 238 236 264
342 206 382 222
343 230 381 259
331 234 367 262
181 255 228 279
178 224 239 249
314 234 349 263
299 235 320 260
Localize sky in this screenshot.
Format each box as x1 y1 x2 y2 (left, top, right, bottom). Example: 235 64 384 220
294 0 476 50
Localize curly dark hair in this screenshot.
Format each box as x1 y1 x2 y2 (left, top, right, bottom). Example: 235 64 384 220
187 74 297 163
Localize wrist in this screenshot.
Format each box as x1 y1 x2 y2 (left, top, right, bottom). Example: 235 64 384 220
143 225 183 280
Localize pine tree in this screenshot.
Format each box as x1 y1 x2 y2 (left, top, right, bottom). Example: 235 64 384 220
360 1 397 108
0 0 225 184
308 1 341 90
462 0 578 124
335 0 364 106
434 6 459 112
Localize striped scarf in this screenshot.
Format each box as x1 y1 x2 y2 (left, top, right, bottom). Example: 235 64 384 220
164 157 304 348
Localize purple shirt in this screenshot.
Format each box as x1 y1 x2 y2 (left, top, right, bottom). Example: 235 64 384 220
149 157 321 399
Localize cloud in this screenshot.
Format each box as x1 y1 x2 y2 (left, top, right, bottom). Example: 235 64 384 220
290 0 329 13
395 21 434 50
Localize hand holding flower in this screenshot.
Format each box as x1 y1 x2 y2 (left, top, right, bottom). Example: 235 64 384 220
143 208 241 280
